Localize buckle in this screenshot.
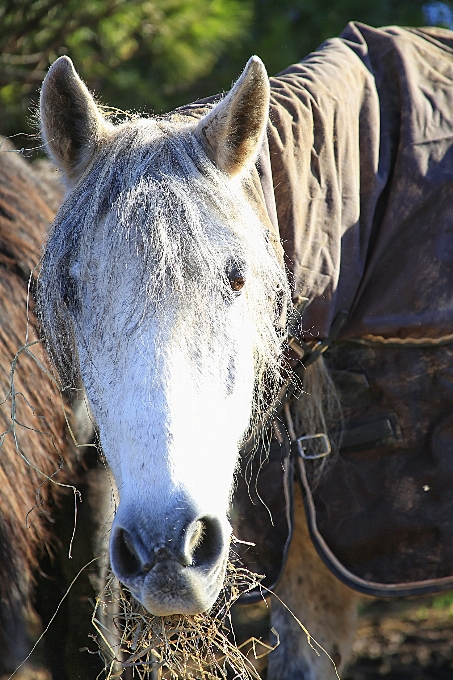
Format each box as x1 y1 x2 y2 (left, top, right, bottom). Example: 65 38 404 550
296 433 331 459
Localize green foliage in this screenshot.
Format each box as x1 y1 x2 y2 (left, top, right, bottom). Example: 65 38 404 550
432 591 453 610
0 0 251 135
245 0 426 76
193 0 427 101
0 0 437 138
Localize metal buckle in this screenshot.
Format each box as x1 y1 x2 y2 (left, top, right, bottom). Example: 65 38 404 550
296 433 331 459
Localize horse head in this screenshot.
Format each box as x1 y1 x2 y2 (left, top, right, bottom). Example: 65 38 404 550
38 56 290 615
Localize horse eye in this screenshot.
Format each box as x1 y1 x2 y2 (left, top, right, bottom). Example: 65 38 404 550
228 268 246 292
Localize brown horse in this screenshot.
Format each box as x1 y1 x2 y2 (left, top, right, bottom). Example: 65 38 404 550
0 139 108 679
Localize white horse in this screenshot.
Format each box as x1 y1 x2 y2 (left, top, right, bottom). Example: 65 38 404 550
38 54 361 679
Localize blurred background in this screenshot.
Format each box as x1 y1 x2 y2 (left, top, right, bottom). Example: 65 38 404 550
0 0 452 142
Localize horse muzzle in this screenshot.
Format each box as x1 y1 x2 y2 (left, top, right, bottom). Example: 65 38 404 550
110 508 230 615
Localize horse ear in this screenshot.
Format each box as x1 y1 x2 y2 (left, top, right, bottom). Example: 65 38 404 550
197 56 270 176
40 56 111 186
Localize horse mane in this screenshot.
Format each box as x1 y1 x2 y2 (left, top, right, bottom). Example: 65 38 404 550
0 138 71 666
37 115 292 443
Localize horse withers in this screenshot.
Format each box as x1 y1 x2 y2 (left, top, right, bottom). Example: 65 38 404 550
38 23 453 679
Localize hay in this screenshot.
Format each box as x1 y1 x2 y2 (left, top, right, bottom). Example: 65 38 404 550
92 559 272 680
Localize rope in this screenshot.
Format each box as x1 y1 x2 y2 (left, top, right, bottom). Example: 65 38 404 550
348 333 453 347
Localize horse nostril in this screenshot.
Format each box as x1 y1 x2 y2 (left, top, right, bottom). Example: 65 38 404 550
189 516 224 567
113 528 142 577
111 515 227 583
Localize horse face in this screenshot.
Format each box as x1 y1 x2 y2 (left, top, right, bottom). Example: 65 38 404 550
70 219 256 614
39 55 279 615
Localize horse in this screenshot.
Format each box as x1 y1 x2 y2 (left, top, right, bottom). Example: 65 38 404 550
0 140 111 679
37 22 453 679
0 137 68 673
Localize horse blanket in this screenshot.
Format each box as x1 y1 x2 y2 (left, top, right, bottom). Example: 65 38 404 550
230 22 453 599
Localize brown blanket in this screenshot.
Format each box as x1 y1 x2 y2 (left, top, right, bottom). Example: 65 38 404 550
269 22 453 341
234 23 453 598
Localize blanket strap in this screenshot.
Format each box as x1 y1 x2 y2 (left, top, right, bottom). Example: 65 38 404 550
288 309 349 367
277 309 349 417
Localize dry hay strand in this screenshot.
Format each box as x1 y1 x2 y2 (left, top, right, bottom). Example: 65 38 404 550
92 560 272 680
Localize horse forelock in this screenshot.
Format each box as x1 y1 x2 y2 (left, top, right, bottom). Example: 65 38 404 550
38 115 291 434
